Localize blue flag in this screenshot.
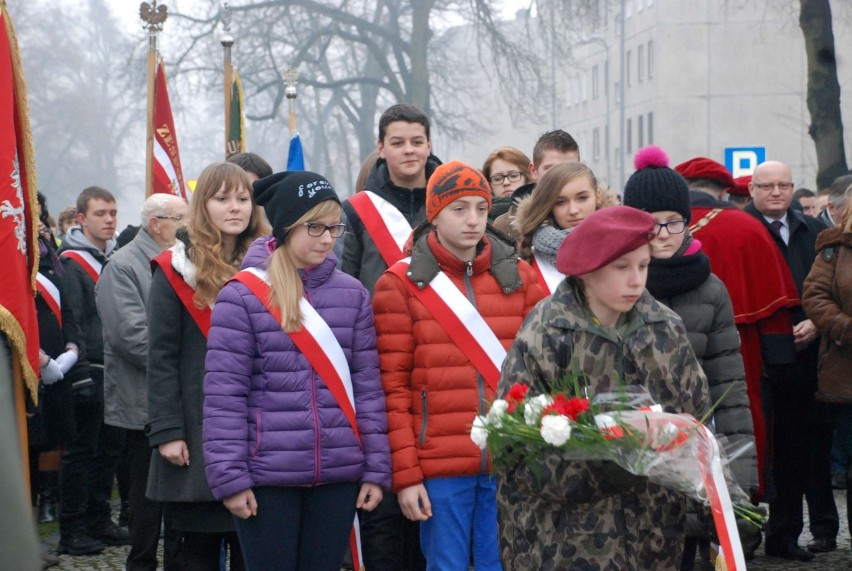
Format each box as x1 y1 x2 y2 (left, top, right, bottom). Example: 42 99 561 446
287 133 305 171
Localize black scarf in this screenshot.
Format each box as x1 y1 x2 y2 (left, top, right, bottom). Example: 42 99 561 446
645 234 711 299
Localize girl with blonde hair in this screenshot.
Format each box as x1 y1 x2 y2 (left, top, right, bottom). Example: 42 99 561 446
146 161 269 569
513 161 616 294
202 171 391 570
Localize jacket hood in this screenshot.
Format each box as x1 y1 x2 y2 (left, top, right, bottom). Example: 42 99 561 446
60 226 116 258
815 226 850 251
511 193 538 237
405 228 523 293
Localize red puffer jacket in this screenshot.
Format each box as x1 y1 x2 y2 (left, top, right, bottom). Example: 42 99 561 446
372 230 545 491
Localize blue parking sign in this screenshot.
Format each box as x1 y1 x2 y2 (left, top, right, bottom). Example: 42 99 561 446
724 147 766 178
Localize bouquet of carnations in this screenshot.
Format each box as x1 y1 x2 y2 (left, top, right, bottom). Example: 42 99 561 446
471 382 761 571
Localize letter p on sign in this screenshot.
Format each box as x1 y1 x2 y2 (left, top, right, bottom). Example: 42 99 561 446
724 147 766 178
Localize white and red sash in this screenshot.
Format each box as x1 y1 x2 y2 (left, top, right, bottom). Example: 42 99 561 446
60 250 103 284
231 267 360 442
151 250 212 338
347 191 412 267
231 268 366 568
387 258 507 392
35 272 62 327
531 253 565 295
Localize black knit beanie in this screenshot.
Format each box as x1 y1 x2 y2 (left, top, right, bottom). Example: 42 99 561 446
622 146 692 223
253 171 340 246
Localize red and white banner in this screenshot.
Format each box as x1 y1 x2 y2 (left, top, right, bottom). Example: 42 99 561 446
60 250 103 284
151 250 211 338
0 5 40 398
231 267 360 442
347 191 412 267
388 258 507 392
153 61 188 200
532 254 564 295
35 272 61 327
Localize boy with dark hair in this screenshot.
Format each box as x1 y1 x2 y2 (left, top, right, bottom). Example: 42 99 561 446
341 103 441 570
57 186 129 555
227 151 273 181
342 103 442 294
492 129 581 238
530 129 580 180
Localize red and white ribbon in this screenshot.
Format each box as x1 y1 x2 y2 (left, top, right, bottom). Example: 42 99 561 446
60 250 103 283
532 253 565 295
35 272 62 327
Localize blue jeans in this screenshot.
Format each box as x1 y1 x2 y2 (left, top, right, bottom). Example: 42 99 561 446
420 475 501 571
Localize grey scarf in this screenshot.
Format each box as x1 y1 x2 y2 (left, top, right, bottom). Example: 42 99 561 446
532 225 572 266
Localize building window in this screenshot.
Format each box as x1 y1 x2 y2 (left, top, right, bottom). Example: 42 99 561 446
626 0 633 18
626 50 632 86
638 0 644 11
638 45 645 82
648 112 654 144
638 114 644 148
615 81 621 104
627 118 633 154
592 65 600 99
648 40 654 79
593 128 601 161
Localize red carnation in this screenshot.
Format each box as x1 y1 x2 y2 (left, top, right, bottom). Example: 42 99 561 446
541 394 589 421
505 383 529 413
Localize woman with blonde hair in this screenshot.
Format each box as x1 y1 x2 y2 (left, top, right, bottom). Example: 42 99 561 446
513 161 615 294
146 162 269 569
202 171 391 570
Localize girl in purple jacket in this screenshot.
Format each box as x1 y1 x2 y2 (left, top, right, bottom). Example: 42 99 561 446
203 171 392 571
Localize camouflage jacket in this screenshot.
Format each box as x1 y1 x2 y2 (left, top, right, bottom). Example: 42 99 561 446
497 280 710 570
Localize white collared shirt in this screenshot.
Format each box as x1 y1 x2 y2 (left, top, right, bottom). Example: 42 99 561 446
763 213 789 245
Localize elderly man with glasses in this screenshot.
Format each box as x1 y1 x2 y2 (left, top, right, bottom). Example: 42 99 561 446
745 160 835 561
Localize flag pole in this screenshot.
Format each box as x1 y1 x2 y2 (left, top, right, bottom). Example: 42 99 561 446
221 2 234 158
285 67 298 136
141 1 168 198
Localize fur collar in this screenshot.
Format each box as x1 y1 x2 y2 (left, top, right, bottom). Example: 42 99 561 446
169 239 198 290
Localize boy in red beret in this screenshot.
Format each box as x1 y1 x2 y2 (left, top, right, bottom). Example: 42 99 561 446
372 161 545 570
497 205 711 570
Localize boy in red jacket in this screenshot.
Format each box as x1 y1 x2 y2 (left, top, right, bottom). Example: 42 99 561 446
372 161 545 569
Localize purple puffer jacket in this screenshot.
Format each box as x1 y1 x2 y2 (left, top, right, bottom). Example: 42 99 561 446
203 237 391 500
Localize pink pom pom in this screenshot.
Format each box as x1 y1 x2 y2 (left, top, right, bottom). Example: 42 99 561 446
634 146 669 170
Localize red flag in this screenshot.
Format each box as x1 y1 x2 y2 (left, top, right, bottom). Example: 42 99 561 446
0 4 41 399
153 60 188 200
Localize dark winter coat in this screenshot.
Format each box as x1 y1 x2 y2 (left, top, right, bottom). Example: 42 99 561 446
203 238 392 501
341 155 441 293
803 228 852 403
646 248 757 496
145 238 222 510
497 280 711 570
58 227 115 366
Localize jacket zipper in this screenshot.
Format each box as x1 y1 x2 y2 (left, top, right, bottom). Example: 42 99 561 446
463 266 489 474
420 389 428 445
253 410 262 457
310 368 321 485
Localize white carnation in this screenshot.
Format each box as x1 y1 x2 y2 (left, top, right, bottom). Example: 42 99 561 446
524 394 554 426
486 399 509 428
540 414 572 446
470 415 489 449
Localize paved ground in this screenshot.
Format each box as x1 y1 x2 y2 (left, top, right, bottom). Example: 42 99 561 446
41 492 852 570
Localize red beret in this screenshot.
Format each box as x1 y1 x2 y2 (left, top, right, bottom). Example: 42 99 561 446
730 175 751 197
674 157 734 191
556 206 655 276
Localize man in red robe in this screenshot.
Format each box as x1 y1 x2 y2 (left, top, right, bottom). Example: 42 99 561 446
675 158 800 504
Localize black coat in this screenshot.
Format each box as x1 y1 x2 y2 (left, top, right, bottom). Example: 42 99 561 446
341 155 441 293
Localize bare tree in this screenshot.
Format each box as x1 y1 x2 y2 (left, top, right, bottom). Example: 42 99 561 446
9 0 146 210
799 0 848 188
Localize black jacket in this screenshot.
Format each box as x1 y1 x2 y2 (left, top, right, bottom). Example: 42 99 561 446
341 155 441 293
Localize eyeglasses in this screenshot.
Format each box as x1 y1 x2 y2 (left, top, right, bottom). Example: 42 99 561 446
489 171 523 185
654 220 687 235
753 182 795 192
303 222 346 238
155 215 185 221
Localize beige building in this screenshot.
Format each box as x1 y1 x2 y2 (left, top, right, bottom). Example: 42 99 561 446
439 0 852 192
